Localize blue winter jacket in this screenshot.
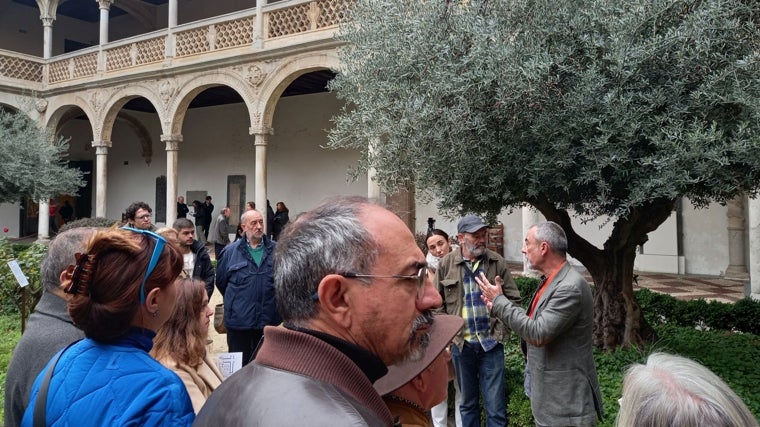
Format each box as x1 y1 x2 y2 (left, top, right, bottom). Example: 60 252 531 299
22 328 195 427
216 236 281 330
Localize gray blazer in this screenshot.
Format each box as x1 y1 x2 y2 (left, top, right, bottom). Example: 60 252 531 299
491 262 603 426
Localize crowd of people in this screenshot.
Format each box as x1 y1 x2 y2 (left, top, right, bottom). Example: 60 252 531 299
4 196 758 427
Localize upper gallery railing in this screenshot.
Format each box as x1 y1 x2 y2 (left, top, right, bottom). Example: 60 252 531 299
0 0 351 88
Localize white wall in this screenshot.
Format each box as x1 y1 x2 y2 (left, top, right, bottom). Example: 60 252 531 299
269 92 367 217
681 199 729 275
0 203 21 238
0 2 46 55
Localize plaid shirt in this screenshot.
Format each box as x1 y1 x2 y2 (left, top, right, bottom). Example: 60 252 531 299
461 259 498 351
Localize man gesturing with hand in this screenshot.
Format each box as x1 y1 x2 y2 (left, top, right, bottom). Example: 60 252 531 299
477 221 603 427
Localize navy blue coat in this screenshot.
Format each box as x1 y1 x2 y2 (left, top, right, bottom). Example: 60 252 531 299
215 236 280 330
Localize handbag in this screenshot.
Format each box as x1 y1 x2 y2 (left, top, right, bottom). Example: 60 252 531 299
214 303 227 334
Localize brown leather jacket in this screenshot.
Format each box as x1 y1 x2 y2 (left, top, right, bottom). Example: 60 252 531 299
193 326 394 426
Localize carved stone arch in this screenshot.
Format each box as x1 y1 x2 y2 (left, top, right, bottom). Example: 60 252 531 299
256 50 340 132
100 84 164 141
100 87 162 165
45 98 95 137
0 93 29 113
169 70 254 136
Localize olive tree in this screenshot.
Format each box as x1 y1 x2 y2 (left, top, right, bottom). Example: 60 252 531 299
0 108 84 203
328 0 760 349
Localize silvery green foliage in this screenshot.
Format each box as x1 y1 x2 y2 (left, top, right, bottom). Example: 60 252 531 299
0 109 85 203
329 0 760 220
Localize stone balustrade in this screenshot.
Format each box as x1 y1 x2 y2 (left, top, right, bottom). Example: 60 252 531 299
0 0 351 88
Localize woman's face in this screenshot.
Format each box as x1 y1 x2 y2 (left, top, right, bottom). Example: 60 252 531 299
200 293 212 339
426 235 451 259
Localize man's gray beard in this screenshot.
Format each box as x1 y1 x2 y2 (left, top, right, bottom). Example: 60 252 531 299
399 311 435 364
466 241 486 258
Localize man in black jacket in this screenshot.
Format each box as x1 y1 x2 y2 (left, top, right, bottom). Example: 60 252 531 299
173 218 216 297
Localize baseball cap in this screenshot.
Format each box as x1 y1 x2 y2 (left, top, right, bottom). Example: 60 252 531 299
374 315 464 396
457 215 488 234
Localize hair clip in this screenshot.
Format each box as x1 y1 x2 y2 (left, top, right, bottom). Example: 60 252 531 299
63 252 95 296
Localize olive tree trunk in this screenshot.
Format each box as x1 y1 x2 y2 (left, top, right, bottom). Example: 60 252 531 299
533 199 675 350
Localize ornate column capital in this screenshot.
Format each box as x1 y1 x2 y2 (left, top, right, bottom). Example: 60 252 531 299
249 126 273 136
91 140 112 155
41 16 55 27
98 0 113 10
161 134 183 151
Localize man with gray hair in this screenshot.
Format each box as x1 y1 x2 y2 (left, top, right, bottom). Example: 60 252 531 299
4 227 96 427
478 221 603 426
435 214 521 427
195 196 443 426
617 352 758 427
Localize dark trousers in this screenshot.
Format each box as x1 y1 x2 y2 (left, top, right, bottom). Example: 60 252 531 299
214 243 226 258
226 328 264 366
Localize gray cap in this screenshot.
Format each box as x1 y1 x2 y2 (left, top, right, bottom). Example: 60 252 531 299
457 215 488 234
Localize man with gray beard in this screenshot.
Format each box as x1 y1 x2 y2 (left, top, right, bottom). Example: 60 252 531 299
435 215 521 427
195 196 442 426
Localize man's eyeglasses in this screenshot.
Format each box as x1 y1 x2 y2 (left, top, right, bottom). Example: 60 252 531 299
339 266 429 300
121 226 166 304
136 214 151 220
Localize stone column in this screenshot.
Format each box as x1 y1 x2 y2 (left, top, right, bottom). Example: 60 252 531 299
253 0 266 48
168 0 178 28
42 16 54 59
98 0 113 44
163 134 181 222
92 140 112 218
37 200 50 241
251 128 271 234
522 205 540 275
725 195 749 279
748 197 760 300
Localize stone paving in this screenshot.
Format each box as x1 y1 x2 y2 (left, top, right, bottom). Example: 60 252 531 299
506 262 747 304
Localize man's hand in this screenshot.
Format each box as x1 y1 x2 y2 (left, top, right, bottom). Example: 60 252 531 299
475 272 503 310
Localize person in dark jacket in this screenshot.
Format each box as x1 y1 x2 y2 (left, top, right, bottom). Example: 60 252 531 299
266 200 275 238
215 209 279 366
271 201 289 241
177 196 189 219
202 196 214 241
4 227 94 427
173 218 215 298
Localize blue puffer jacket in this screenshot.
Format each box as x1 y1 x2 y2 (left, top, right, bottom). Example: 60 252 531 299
216 236 281 330
22 328 195 427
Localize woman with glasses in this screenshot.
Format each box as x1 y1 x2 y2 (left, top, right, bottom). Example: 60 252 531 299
22 227 195 426
151 278 224 413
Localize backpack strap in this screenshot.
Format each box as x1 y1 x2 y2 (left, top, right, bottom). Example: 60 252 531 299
33 341 79 427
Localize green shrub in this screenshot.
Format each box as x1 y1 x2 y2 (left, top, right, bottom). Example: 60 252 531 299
0 312 23 422
514 276 539 308
58 217 120 233
0 237 47 316
635 288 760 334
